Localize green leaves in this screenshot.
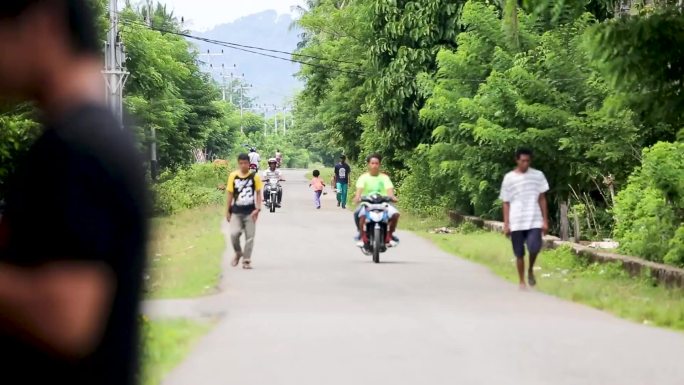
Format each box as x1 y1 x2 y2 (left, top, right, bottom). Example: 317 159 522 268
613 142 684 266
0 105 40 196
120 4 230 170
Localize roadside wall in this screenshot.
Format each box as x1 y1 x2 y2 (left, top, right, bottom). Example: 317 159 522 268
448 212 684 288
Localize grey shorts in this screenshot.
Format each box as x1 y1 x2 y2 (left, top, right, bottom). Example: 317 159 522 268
511 228 543 258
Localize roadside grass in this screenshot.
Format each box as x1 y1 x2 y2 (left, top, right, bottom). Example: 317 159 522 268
147 205 225 299
140 318 213 385
305 165 334 182
402 211 684 331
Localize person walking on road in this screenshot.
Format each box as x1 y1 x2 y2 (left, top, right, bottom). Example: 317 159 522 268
310 170 325 209
332 155 351 209
227 154 263 269
500 148 549 289
0 1 148 384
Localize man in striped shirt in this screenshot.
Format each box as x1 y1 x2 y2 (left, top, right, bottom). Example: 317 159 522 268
500 148 549 289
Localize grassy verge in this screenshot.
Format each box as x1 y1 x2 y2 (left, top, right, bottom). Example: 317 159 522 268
147 205 225 299
402 211 684 331
305 165 334 182
140 318 213 385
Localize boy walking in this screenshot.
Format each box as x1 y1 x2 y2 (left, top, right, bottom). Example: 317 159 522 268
500 148 549 289
226 154 263 269
310 170 325 209
332 155 351 208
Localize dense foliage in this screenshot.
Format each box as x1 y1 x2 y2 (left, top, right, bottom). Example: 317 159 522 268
152 162 229 215
293 0 684 266
613 142 684 265
0 1 310 206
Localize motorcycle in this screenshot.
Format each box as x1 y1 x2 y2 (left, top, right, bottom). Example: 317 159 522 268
265 178 280 213
249 164 258 174
359 194 395 263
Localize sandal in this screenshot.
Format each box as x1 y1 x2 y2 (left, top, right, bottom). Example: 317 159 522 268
242 261 252 270
231 252 242 267
528 273 537 287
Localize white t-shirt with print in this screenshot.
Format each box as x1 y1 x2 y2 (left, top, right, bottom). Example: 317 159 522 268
500 168 549 232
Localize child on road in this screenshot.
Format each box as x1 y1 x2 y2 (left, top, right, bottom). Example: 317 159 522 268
310 170 325 209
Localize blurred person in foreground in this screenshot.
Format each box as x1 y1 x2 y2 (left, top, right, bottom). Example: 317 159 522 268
0 1 148 384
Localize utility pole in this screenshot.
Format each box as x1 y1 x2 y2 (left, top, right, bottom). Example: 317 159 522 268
103 0 129 127
146 2 158 180
273 105 278 134
199 50 224 73
282 106 290 134
239 81 252 134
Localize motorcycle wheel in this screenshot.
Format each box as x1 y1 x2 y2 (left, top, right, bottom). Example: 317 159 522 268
372 227 381 263
270 197 276 213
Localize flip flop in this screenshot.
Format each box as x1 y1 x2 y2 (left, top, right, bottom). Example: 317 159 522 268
231 253 242 267
528 273 537 287
242 261 252 269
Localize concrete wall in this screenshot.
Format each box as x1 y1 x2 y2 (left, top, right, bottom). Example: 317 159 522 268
448 212 684 288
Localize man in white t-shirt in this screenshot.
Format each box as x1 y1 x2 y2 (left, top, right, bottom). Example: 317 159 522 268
500 148 549 289
248 148 260 172
262 159 284 207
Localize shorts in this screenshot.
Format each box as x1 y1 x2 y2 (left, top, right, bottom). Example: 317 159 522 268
510 228 543 258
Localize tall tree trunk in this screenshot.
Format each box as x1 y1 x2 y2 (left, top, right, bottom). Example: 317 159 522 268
503 0 520 51
560 201 569 241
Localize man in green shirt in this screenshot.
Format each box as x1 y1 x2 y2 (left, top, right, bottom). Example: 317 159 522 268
353 153 400 247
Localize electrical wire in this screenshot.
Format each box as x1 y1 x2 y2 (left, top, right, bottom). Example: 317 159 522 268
118 19 366 75
119 16 362 66
118 17 592 83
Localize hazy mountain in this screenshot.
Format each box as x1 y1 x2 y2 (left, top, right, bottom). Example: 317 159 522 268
191 10 302 108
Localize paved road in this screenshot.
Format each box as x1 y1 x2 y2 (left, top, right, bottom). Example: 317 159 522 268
159 169 684 385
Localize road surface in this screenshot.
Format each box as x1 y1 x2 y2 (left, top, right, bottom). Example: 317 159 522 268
158 169 684 385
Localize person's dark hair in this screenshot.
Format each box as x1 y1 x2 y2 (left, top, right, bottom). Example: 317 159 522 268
0 0 100 55
366 153 382 163
237 153 250 162
312 170 320 177
515 148 533 159
340 155 347 161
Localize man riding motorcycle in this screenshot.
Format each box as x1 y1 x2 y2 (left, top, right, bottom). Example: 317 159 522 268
262 158 284 207
353 153 400 248
275 149 283 168
248 147 260 173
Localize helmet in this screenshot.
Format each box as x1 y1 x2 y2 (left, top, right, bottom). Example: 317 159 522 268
268 158 277 164
249 147 256 152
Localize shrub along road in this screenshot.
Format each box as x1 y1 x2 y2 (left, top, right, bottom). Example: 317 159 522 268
152 169 684 385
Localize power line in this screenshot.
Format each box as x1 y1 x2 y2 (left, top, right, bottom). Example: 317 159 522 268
119 16 362 66
118 19 366 75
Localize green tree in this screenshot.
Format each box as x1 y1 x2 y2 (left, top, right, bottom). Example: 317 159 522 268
613 142 684 266
364 0 464 165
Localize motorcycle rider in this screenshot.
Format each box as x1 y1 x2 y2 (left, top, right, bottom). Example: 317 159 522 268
262 158 284 207
248 147 261 173
353 153 400 248
275 149 283 168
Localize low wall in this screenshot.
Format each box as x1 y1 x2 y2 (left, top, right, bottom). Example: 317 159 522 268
448 211 684 289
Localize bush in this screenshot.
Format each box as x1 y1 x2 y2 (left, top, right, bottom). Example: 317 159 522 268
613 142 684 266
456 221 480 234
152 162 230 215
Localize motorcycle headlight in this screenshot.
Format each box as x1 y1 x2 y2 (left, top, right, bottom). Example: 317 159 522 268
368 211 384 222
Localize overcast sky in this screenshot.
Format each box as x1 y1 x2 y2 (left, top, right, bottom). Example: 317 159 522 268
159 0 306 31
